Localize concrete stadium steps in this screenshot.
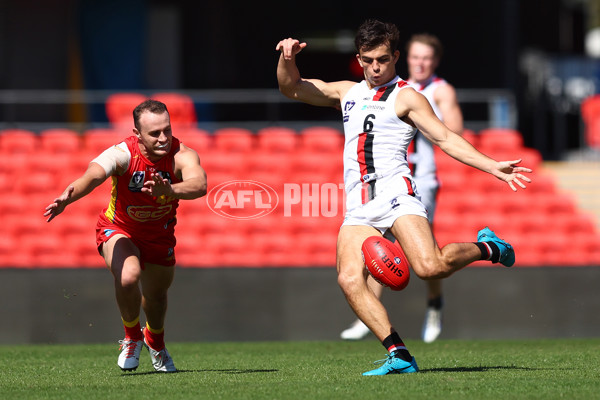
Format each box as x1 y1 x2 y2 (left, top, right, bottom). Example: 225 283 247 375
543 161 600 231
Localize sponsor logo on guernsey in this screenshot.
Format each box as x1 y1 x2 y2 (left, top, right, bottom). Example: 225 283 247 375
126 205 173 222
104 229 116 237
361 103 385 111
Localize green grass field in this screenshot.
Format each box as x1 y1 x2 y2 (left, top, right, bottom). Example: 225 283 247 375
2 338 599 400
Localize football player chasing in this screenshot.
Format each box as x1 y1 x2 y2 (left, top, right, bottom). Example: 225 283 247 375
45 100 207 372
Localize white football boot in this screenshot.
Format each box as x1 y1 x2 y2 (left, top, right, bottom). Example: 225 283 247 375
340 319 371 340
143 336 177 372
117 338 144 371
421 307 442 343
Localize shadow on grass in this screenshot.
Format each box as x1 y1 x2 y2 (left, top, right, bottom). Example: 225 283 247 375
420 365 540 373
121 368 278 376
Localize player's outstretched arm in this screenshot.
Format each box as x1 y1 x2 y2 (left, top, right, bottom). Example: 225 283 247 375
44 163 108 222
401 88 532 191
276 37 353 108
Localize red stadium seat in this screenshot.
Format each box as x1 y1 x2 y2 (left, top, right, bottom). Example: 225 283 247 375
105 93 147 125
432 212 462 235
478 128 524 151
194 211 235 237
519 147 543 170
434 146 473 181
82 129 128 155
256 126 299 153
436 169 466 193
515 211 549 236
510 232 541 267
0 129 38 155
204 171 236 187
294 231 337 266
151 92 197 128
298 126 345 153
538 192 577 217
213 127 255 152
200 151 246 177
61 232 97 267
246 151 294 175
244 170 289 191
176 128 212 153
460 129 479 145
26 150 80 185
15 170 57 195
290 151 342 182
526 173 558 195
198 231 253 266
534 232 570 266
39 129 81 154
251 232 297 267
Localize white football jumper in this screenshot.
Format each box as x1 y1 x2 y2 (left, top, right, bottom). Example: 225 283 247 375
407 75 448 222
341 75 428 233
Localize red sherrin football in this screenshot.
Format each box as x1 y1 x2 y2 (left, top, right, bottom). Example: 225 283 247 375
361 236 410 291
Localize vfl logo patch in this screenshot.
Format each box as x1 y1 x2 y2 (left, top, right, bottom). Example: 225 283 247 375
343 100 356 123
128 171 145 192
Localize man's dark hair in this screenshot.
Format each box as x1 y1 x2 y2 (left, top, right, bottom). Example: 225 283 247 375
355 19 400 53
133 99 169 131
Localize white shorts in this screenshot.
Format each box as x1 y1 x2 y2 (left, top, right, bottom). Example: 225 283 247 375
342 179 428 234
413 174 439 224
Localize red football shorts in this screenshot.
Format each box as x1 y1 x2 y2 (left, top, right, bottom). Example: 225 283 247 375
96 222 176 268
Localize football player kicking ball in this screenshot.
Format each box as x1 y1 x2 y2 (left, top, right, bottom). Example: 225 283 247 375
341 33 465 344
276 19 532 375
44 100 207 372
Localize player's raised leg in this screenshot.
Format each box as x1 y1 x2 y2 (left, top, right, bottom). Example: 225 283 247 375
390 215 515 279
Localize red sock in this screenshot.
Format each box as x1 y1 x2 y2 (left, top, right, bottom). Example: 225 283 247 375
144 325 165 351
124 321 143 341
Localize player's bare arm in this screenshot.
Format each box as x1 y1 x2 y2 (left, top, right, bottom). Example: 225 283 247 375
276 38 354 107
398 88 532 191
434 83 463 134
142 144 207 200
44 162 108 222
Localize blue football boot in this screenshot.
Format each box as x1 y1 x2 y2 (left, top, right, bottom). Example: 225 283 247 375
362 352 419 375
477 227 515 267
